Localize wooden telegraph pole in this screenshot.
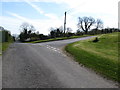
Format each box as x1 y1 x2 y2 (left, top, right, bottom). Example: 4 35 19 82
64 11 67 37
118 1 120 29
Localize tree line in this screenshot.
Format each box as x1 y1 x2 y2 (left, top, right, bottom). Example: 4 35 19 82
19 16 120 42
0 26 15 43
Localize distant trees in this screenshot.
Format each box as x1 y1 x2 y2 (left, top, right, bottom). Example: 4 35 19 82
18 16 120 42
19 22 36 41
0 26 14 42
66 27 72 33
66 27 75 37
49 26 75 38
77 17 96 34
88 28 119 35
77 16 120 35
101 28 119 34
19 22 50 42
76 29 83 36
95 19 103 30
77 16 104 34
50 26 64 38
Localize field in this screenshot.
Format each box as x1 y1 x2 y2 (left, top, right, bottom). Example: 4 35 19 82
65 32 119 82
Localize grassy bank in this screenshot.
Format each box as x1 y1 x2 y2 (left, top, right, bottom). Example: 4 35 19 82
2 42 13 52
26 35 90 43
65 32 119 82
0 43 2 55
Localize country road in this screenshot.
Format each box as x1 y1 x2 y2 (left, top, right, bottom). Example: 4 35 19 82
2 36 118 88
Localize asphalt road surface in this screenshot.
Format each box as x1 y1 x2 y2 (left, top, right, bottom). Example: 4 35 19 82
0 56 2 89
2 36 118 88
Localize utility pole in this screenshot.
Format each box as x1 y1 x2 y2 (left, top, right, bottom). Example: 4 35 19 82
118 1 120 29
64 11 67 37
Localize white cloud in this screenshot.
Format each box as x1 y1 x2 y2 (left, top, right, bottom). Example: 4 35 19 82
24 0 61 20
45 13 59 20
0 16 23 34
7 12 32 22
65 0 119 29
1 12 64 35
2 0 119 17
3 0 64 35
35 0 119 29
69 0 118 15
25 0 44 14
1 0 119 35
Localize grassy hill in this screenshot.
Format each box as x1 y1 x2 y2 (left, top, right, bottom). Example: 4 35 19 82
65 32 119 82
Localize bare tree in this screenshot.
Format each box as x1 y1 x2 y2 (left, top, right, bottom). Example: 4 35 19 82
20 22 29 32
19 22 36 41
59 26 64 33
66 27 72 33
77 17 95 34
95 19 103 30
29 24 36 33
20 22 36 33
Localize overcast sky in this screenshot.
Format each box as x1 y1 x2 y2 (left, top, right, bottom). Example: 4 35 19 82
0 0 119 35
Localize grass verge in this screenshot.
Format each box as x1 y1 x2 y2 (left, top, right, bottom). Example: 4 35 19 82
65 32 119 83
2 42 13 52
0 43 1 55
26 35 91 43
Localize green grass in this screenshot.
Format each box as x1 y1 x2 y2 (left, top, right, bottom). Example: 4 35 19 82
0 43 2 55
26 35 90 43
2 42 12 52
65 32 119 82
2 38 14 53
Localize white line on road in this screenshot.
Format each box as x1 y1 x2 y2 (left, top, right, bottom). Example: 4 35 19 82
32 44 67 57
46 45 67 57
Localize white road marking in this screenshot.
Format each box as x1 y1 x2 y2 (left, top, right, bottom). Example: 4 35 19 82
45 45 67 57
32 44 67 57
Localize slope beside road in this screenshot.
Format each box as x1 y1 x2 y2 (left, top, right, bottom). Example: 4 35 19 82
2 36 118 88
